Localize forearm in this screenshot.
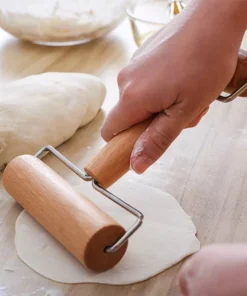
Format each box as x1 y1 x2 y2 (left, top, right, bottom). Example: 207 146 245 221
170 0 247 62
197 0 247 34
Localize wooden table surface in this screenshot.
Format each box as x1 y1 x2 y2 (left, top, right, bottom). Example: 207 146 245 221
1 19 247 296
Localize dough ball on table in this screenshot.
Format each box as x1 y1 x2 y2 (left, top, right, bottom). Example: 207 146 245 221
0 72 106 168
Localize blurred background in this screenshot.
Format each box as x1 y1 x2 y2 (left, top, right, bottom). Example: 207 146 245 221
0 0 187 46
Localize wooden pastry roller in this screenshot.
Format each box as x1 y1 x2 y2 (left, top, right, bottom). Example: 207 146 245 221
3 49 247 273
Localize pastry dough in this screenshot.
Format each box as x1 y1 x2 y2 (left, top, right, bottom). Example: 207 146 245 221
15 181 200 285
0 72 106 168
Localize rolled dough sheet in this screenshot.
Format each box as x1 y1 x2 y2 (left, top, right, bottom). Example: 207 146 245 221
15 181 200 285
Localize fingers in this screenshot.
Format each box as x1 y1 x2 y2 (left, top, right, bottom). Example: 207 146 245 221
101 73 152 142
104 96 209 174
101 99 152 142
177 244 247 296
101 59 175 142
130 102 195 174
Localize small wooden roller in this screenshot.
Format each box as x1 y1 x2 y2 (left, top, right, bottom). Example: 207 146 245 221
3 154 131 273
3 49 247 273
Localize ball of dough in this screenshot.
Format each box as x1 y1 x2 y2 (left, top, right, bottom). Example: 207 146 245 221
0 72 106 168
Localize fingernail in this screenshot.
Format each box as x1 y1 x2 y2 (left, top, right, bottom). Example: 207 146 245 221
131 156 152 174
131 157 146 174
113 126 130 136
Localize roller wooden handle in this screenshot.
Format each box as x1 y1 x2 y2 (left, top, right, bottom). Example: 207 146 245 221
85 120 151 188
226 49 247 97
3 155 127 272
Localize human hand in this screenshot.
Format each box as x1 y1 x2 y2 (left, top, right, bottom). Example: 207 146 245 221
177 244 247 296
101 0 247 174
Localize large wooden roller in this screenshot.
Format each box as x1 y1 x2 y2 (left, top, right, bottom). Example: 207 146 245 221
3 49 247 273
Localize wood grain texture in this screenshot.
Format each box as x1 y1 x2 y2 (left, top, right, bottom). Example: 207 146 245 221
1 21 247 296
3 155 127 272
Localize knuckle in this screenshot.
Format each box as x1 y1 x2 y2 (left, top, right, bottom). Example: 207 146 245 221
117 68 128 86
120 82 137 103
150 126 175 152
100 125 110 142
100 128 107 141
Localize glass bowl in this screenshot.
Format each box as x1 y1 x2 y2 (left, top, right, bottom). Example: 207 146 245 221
127 0 186 47
0 0 130 46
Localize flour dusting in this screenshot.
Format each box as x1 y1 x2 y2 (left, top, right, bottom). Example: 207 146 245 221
0 0 129 43
44 289 64 296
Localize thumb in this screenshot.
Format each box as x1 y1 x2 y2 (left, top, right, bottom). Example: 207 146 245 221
130 104 199 174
